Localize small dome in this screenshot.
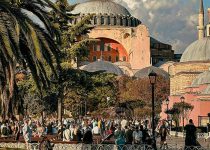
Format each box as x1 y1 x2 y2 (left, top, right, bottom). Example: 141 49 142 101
191 70 210 87
83 60 123 75
134 66 169 79
71 0 131 16
180 37 210 62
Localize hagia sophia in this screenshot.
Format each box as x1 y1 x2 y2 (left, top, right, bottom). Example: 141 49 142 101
70 0 178 76
71 0 210 127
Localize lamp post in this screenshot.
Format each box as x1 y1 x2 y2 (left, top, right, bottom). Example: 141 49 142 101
166 98 171 131
148 70 157 150
166 98 169 120
180 96 185 131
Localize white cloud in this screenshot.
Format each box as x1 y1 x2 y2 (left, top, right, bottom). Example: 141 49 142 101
114 0 201 53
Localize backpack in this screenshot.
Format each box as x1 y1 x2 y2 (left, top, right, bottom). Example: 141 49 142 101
2 127 8 136
115 135 126 145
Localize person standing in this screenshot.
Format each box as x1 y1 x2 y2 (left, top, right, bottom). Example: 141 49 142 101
83 124 93 144
22 120 32 150
125 126 133 144
0 121 8 138
132 126 142 144
63 125 71 141
14 121 20 141
184 119 197 148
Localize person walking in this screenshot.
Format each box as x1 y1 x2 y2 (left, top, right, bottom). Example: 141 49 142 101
22 120 32 150
184 119 197 149
159 121 170 149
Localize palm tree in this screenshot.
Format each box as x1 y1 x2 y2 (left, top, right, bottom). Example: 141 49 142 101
0 0 61 119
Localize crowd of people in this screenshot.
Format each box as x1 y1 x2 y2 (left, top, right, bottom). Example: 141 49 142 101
0 116 199 150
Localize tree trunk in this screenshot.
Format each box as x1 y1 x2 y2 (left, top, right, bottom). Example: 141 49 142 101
0 61 16 119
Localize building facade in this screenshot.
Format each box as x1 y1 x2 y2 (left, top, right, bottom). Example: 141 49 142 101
70 0 177 76
162 0 210 127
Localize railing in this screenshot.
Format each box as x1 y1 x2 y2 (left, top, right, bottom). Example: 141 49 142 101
1 143 210 150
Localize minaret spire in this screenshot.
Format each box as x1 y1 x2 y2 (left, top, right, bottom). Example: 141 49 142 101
199 0 204 13
197 0 205 40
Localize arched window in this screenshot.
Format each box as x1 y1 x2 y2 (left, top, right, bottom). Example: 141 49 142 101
100 41 105 51
108 44 111 51
116 56 119 62
94 16 97 24
93 44 97 51
101 16 104 25
120 18 123 25
108 56 112 62
108 16 110 25
93 56 97 61
123 56 126 61
114 17 117 25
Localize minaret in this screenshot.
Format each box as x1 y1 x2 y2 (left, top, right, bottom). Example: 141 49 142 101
197 0 205 40
207 8 210 37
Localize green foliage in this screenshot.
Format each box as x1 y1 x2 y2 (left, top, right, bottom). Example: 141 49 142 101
167 101 194 128
0 0 61 118
49 0 95 65
173 101 194 113
60 69 118 118
17 74 58 115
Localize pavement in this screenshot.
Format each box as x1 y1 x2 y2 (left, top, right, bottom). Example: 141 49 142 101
156 136 210 148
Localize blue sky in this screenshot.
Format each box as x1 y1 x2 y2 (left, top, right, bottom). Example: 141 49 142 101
67 0 210 53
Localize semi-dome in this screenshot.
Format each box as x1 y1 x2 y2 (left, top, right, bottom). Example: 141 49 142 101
191 70 210 87
180 37 210 62
134 66 169 79
71 0 131 16
83 60 123 75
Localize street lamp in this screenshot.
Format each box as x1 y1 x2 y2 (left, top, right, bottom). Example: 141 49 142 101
148 70 157 150
165 98 172 131
180 96 185 131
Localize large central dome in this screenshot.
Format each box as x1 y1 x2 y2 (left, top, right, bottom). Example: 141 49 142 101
71 0 131 16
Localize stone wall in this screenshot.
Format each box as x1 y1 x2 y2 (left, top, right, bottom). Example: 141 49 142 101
88 25 150 70
169 61 210 95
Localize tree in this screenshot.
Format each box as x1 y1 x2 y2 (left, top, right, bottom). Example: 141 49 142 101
48 0 95 120
18 74 57 116
0 0 61 119
118 76 170 118
49 0 94 67
61 70 118 118
173 101 194 127
166 101 194 130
